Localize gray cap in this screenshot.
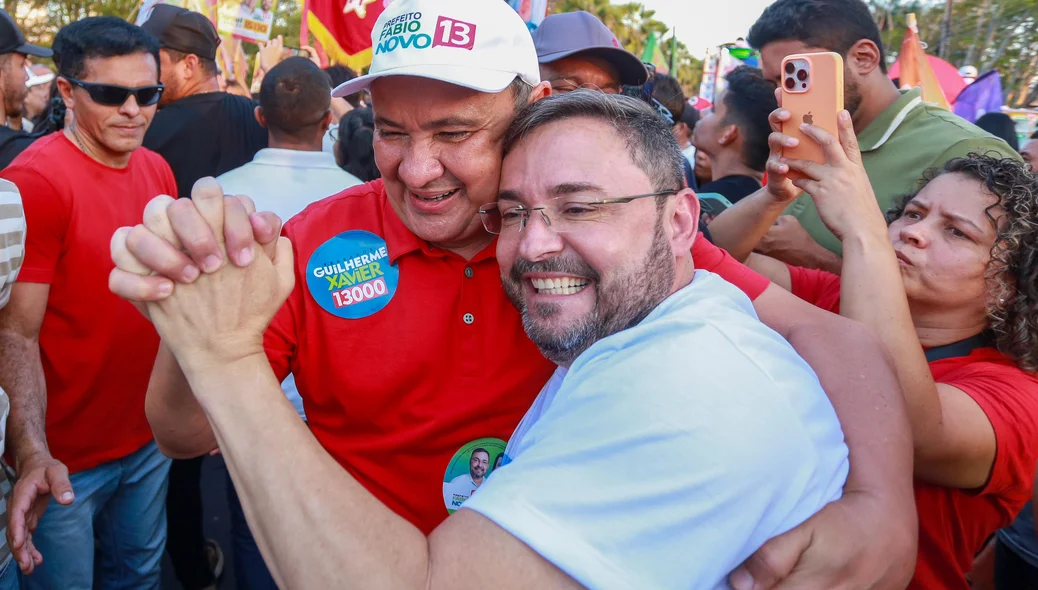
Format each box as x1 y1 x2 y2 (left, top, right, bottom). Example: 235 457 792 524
532 11 647 87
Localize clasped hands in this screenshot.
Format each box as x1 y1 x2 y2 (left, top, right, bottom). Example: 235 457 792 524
109 178 294 372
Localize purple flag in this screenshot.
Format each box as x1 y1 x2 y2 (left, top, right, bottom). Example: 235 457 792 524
953 70 1003 123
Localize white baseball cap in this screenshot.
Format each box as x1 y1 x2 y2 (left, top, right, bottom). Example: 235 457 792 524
332 0 540 98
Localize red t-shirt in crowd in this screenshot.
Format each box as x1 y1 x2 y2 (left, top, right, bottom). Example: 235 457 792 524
2 133 177 474
785 264 1038 590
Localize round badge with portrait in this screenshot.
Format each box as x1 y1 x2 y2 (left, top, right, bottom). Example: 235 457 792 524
305 230 400 319
442 437 507 514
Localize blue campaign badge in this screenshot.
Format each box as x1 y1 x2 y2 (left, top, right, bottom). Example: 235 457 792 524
305 230 400 319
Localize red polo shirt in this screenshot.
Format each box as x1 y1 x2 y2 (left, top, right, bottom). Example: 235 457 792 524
3 133 176 474
785 264 1038 590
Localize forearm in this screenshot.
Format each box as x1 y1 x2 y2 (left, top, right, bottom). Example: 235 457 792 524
185 353 430 589
707 187 789 262
840 232 943 457
0 330 50 466
785 316 914 505
144 343 218 458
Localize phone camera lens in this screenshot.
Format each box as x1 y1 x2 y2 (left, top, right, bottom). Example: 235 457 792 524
784 62 796 74
784 77 796 90
796 69 808 81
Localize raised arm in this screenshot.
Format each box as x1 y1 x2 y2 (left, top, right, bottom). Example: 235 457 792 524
782 111 997 489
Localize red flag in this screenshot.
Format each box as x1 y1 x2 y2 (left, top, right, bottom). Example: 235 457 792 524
306 0 386 70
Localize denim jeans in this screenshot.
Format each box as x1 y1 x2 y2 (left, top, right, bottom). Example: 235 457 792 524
19 440 172 590
226 468 278 590
0 556 18 590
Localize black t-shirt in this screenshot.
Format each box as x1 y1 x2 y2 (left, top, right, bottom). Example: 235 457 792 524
699 175 762 204
143 92 268 198
0 126 38 170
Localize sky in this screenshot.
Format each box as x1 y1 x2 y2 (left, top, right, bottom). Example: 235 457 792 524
635 0 776 59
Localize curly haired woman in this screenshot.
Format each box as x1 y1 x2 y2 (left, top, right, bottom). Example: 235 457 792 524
708 110 1038 590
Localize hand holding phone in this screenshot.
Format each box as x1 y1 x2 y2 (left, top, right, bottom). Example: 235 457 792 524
779 52 844 179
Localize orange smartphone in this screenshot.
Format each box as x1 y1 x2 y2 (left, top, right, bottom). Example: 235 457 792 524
780 52 844 179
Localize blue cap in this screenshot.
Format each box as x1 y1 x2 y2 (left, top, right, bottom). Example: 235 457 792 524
532 11 647 86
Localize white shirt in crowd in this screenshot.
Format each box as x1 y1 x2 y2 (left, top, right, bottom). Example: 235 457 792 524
682 144 696 168
463 271 850 589
217 147 362 419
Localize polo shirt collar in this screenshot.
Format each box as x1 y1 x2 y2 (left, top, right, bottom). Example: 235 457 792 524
251 148 341 169
857 88 924 152
377 182 498 265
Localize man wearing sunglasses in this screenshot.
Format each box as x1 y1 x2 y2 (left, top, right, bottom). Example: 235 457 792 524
0 17 176 589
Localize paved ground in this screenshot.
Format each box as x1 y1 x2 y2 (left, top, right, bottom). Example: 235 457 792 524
161 455 236 590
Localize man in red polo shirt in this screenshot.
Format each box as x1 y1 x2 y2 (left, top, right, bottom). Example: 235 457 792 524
107 0 915 587
0 17 176 588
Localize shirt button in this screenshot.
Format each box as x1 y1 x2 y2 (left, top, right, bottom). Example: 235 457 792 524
463 313 475 325
464 267 474 278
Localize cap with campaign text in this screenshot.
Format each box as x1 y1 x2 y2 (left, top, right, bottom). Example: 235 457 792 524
332 0 539 98
0 9 51 58
141 4 221 61
533 11 647 87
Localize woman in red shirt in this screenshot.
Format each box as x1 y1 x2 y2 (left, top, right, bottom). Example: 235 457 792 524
709 111 1038 589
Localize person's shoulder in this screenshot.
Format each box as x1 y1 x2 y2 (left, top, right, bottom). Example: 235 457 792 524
133 146 174 172
3 133 64 179
913 104 1020 160
282 179 386 239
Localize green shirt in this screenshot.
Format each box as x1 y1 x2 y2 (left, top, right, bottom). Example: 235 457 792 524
785 88 1021 254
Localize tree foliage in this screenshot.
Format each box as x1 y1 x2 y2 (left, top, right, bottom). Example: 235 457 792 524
868 0 1038 106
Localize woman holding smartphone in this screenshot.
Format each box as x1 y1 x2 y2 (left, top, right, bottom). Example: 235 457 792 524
708 109 1038 589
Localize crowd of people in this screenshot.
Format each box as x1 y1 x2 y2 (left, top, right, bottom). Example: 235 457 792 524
0 0 1036 588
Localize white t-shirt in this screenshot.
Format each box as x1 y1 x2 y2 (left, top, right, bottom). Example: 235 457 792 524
462 271 849 589
217 148 361 419
682 144 696 167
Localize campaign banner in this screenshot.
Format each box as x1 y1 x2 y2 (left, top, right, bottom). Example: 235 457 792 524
216 0 277 44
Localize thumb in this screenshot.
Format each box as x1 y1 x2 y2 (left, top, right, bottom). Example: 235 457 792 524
273 236 296 302
836 110 861 165
729 524 812 590
45 464 74 505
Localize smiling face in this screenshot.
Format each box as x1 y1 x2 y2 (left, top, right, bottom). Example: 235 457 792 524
888 172 1003 319
371 76 519 254
496 116 684 366
469 450 489 480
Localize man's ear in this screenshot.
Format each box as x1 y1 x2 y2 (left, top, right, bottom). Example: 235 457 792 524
846 39 883 77
718 123 740 146
528 81 551 104
669 188 700 256
56 77 75 110
254 105 267 128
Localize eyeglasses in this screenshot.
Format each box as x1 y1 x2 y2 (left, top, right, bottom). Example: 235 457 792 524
547 78 621 95
478 190 679 235
64 77 165 107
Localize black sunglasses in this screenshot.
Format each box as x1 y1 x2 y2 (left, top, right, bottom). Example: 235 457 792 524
64 77 165 107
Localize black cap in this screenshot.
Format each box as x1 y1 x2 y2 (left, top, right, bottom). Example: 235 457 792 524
140 4 220 61
0 10 51 58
